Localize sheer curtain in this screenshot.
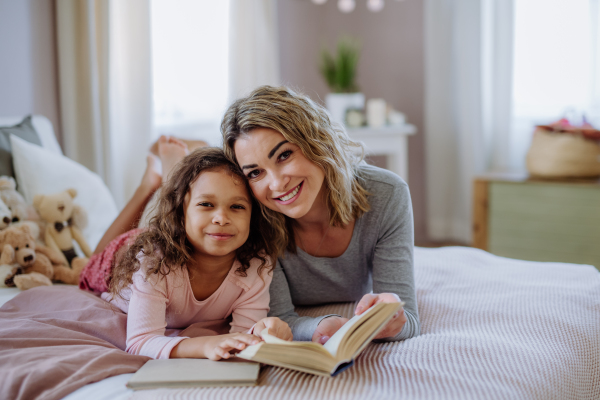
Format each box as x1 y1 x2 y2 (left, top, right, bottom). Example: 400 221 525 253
56 0 153 209
424 0 514 243
228 0 280 104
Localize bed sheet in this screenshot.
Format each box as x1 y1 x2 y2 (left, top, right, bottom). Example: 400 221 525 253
2 246 599 400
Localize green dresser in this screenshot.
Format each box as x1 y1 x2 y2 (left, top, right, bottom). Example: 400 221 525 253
473 175 600 270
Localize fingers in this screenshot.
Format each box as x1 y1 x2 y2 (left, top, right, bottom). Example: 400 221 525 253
355 293 378 315
256 317 293 341
312 316 349 343
374 308 407 339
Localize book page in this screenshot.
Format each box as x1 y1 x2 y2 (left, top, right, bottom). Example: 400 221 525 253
323 302 404 358
323 303 381 357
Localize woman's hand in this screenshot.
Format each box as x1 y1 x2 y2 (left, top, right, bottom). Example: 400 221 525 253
311 316 349 344
201 333 261 361
355 293 406 340
253 317 293 341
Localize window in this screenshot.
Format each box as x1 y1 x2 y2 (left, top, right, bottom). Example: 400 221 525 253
510 0 599 169
150 0 229 145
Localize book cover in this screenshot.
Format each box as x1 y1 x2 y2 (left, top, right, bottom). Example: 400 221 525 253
126 358 260 390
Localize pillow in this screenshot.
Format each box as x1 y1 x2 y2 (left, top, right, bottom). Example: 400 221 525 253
0 116 42 178
10 135 118 250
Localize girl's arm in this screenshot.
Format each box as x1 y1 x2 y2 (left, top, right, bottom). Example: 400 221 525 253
170 333 260 360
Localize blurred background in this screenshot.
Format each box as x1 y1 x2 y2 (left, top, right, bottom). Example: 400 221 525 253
1 0 599 251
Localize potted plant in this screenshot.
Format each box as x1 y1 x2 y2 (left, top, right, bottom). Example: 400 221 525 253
319 37 364 126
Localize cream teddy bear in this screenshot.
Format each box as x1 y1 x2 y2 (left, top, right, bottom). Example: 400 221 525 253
33 189 92 267
0 224 67 290
0 197 11 230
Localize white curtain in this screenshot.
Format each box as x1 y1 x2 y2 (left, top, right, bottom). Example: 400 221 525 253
228 0 280 103
424 0 514 243
56 0 153 209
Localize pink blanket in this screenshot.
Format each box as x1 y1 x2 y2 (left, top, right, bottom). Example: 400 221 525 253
0 286 149 400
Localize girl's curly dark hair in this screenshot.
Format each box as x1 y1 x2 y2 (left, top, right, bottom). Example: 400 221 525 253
108 147 278 298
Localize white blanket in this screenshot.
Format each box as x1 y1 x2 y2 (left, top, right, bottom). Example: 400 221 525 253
123 247 600 400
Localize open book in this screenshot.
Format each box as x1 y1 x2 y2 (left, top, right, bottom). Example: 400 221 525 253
237 301 404 377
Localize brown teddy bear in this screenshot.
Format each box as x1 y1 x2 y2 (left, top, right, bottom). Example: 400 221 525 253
33 188 92 267
0 224 72 290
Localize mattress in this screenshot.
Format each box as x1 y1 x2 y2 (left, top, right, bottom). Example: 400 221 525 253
2 246 599 400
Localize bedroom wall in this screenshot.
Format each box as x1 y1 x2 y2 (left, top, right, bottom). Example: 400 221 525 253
277 0 427 243
0 0 61 143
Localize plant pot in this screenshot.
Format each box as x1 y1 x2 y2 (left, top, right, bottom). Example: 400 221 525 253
325 93 365 126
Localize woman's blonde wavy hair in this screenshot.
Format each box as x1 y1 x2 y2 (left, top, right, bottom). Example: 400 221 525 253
221 85 370 255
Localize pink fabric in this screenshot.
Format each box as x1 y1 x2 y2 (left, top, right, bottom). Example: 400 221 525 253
0 286 149 400
79 228 142 293
101 255 272 359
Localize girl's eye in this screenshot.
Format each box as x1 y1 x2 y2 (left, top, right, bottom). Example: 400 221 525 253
247 169 261 179
278 150 292 161
231 204 246 210
198 202 213 207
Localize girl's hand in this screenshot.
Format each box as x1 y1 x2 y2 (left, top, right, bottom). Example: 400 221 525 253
202 333 261 361
253 317 293 341
355 293 406 339
312 316 349 344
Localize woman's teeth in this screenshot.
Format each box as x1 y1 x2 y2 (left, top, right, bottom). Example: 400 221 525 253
279 184 300 201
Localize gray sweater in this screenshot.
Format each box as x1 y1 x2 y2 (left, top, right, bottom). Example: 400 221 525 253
268 164 420 341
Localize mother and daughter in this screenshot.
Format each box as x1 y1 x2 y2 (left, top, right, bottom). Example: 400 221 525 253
80 85 420 361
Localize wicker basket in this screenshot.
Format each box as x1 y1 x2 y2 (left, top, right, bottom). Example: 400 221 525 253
526 127 600 178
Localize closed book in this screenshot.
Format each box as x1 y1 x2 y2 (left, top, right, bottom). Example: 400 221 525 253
126 358 260 390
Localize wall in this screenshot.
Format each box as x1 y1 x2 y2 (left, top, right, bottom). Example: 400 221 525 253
277 0 427 243
0 0 61 143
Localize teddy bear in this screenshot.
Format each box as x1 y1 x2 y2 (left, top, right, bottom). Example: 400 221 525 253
33 188 92 268
0 224 71 290
0 197 11 230
0 176 38 226
0 176 43 240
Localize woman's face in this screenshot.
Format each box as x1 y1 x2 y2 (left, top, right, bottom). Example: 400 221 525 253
233 128 325 220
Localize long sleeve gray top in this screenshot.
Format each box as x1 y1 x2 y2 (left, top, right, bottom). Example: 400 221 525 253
268 164 420 341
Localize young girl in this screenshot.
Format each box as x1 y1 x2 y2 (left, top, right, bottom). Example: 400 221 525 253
80 140 291 360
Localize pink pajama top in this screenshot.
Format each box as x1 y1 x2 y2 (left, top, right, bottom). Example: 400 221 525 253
101 255 271 359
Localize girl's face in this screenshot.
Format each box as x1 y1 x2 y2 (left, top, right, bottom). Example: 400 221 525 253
233 128 326 220
183 169 252 259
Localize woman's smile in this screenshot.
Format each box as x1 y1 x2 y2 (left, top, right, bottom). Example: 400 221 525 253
274 181 303 204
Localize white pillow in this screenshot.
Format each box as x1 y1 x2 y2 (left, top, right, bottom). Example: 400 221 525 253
10 134 118 250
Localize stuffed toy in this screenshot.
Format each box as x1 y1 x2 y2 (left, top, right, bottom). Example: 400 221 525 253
33 188 92 267
0 224 70 290
0 197 11 230
0 176 43 240
0 176 37 226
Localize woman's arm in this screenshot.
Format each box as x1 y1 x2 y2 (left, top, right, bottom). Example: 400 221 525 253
366 177 420 341
268 261 341 341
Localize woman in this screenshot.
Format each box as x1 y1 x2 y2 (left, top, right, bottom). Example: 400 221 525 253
221 86 419 343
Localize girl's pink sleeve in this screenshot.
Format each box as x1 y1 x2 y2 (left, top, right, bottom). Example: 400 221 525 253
125 267 187 359
229 262 273 334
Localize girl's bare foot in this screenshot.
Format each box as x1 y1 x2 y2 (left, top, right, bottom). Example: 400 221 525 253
140 154 162 194
158 135 190 180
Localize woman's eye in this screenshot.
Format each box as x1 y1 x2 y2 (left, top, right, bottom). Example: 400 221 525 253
247 169 261 179
278 150 292 161
198 202 213 207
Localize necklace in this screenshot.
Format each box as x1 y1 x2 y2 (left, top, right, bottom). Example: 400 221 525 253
297 223 331 256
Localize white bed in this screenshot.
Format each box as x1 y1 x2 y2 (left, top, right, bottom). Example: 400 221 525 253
2 245 599 400
1 115 599 399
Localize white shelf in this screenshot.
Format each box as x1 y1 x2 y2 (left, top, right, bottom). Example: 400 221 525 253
345 124 417 183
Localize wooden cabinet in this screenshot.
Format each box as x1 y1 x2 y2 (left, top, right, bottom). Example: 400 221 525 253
473 174 600 270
